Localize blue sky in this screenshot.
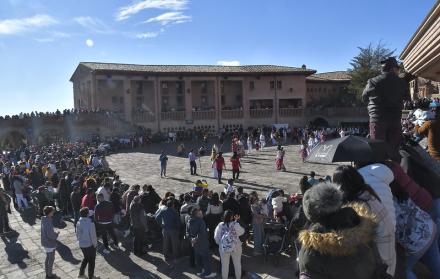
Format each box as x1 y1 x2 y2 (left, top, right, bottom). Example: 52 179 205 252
0 0 435 116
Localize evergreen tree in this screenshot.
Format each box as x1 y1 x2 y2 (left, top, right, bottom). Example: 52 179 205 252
348 42 395 99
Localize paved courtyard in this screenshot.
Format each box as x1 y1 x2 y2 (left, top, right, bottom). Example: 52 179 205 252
0 142 339 279
106 142 339 198
1 141 433 279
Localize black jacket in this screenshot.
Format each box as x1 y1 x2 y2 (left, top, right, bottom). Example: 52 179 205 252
362 72 409 123
70 192 82 211
141 191 161 214
130 202 148 230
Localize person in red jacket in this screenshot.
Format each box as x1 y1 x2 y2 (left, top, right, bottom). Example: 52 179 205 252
384 160 432 211
230 152 242 181
94 194 118 254
81 188 96 214
213 153 226 184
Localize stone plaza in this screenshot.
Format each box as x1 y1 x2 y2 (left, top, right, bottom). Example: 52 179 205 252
0 142 339 279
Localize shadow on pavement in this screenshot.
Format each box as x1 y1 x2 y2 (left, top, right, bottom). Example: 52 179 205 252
56 240 81 264
1 234 29 269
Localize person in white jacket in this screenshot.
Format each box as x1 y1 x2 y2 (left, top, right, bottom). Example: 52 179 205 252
333 165 396 277
214 210 245 279
357 163 396 227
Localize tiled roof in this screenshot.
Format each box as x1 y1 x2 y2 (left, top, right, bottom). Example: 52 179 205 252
78 62 316 75
307 71 351 81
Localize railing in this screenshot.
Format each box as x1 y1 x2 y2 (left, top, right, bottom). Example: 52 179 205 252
249 109 273 118
279 108 303 118
221 109 243 119
132 111 155 122
192 110 216 120
305 107 368 117
161 111 185 121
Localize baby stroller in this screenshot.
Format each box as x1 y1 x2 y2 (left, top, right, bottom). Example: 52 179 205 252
262 220 290 265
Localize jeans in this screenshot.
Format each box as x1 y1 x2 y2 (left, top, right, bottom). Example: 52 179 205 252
219 245 242 279
97 223 118 249
217 169 223 183
232 169 240 180
45 251 55 277
406 236 440 279
133 227 145 255
160 165 167 177
80 246 96 279
253 223 264 253
163 229 180 261
190 161 197 175
16 194 29 209
195 248 212 275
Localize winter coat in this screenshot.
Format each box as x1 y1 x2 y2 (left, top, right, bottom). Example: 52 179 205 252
358 191 396 276
214 221 245 253
130 202 148 230
155 207 180 232
141 191 161 214
298 203 377 279
70 192 82 211
362 72 409 123
94 201 115 223
186 216 210 251
387 161 433 211
76 217 98 248
41 216 58 249
358 163 396 227
394 198 436 257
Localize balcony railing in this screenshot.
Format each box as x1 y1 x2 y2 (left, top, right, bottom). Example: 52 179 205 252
132 111 155 122
161 111 185 121
305 107 368 117
221 109 243 119
249 109 273 118
192 110 216 120
279 108 303 118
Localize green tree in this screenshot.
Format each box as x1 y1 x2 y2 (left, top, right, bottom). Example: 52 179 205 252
348 42 395 99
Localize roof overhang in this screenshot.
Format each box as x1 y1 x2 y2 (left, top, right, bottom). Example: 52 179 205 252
400 2 440 81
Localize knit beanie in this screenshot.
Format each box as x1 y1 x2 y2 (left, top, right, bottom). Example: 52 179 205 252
303 182 343 223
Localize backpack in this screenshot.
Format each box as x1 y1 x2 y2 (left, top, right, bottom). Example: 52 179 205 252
221 222 238 253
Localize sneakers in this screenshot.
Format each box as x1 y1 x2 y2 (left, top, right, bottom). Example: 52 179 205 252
102 249 111 255
204 273 217 278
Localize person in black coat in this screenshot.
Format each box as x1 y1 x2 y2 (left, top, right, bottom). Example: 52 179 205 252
362 57 410 160
222 192 239 215
70 186 82 228
140 185 161 214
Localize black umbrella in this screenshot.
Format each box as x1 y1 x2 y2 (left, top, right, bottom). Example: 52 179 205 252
305 135 390 164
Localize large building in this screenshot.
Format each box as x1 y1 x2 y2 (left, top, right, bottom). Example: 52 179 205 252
70 62 365 133
401 1 440 98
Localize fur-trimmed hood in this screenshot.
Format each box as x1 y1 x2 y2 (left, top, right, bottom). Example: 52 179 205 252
299 202 376 257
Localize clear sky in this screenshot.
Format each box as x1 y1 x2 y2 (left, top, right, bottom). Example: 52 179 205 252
0 0 436 116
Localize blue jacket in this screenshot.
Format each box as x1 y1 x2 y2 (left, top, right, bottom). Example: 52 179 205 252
155 207 180 231
76 217 98 248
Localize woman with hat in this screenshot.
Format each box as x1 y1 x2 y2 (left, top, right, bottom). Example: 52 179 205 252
298 182 379 279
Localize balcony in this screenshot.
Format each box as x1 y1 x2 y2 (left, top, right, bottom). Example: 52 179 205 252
192 110 216 120
249 109 273 118
221 109 243 119
279 108 303 118
305 107 368 117
161 111 185 121
132 111 155 122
